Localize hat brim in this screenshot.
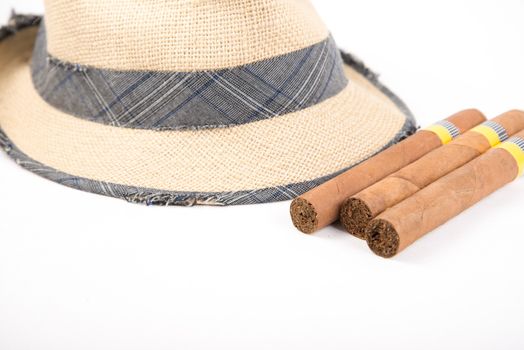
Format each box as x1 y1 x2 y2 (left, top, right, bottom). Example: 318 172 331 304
0 18 416 206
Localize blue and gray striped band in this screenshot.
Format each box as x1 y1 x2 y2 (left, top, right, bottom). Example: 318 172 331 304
31 23 349 130
435 120 460 139
508 136 524 150
483 120 509 142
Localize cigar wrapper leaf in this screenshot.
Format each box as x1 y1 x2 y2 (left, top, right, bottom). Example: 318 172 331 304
290 109 486 234
341 110 524 239
366 132 524 258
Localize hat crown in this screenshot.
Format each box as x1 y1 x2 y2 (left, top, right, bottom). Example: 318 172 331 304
43 0 329 72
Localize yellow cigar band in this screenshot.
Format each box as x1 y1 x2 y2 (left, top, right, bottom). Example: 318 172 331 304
424 124 455 144
471 124 503 147
496 141 524 178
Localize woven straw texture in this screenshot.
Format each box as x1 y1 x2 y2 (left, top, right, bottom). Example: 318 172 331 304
44 0 328 71
0 28 410 195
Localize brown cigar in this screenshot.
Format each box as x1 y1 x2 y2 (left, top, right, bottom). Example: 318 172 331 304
341 110 524 239
366 129 524 258
290 109 486 234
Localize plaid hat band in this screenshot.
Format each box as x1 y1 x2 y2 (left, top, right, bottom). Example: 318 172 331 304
32 24 348 130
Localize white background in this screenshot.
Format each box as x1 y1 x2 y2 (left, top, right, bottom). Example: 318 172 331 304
1 1 524 349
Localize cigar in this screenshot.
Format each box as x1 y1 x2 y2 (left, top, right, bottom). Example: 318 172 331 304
366 129 524 258
290 109 486 234
341 110 524 239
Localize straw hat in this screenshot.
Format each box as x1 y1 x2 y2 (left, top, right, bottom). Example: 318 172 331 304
0 1 416 206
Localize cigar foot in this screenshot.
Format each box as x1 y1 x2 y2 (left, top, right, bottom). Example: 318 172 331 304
340 198 373 239
290 198 318 234
366 219 400 258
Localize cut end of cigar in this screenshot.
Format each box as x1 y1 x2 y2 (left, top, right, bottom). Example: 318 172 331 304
290 198 318 234
366 219 400 258
340 198 373 239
